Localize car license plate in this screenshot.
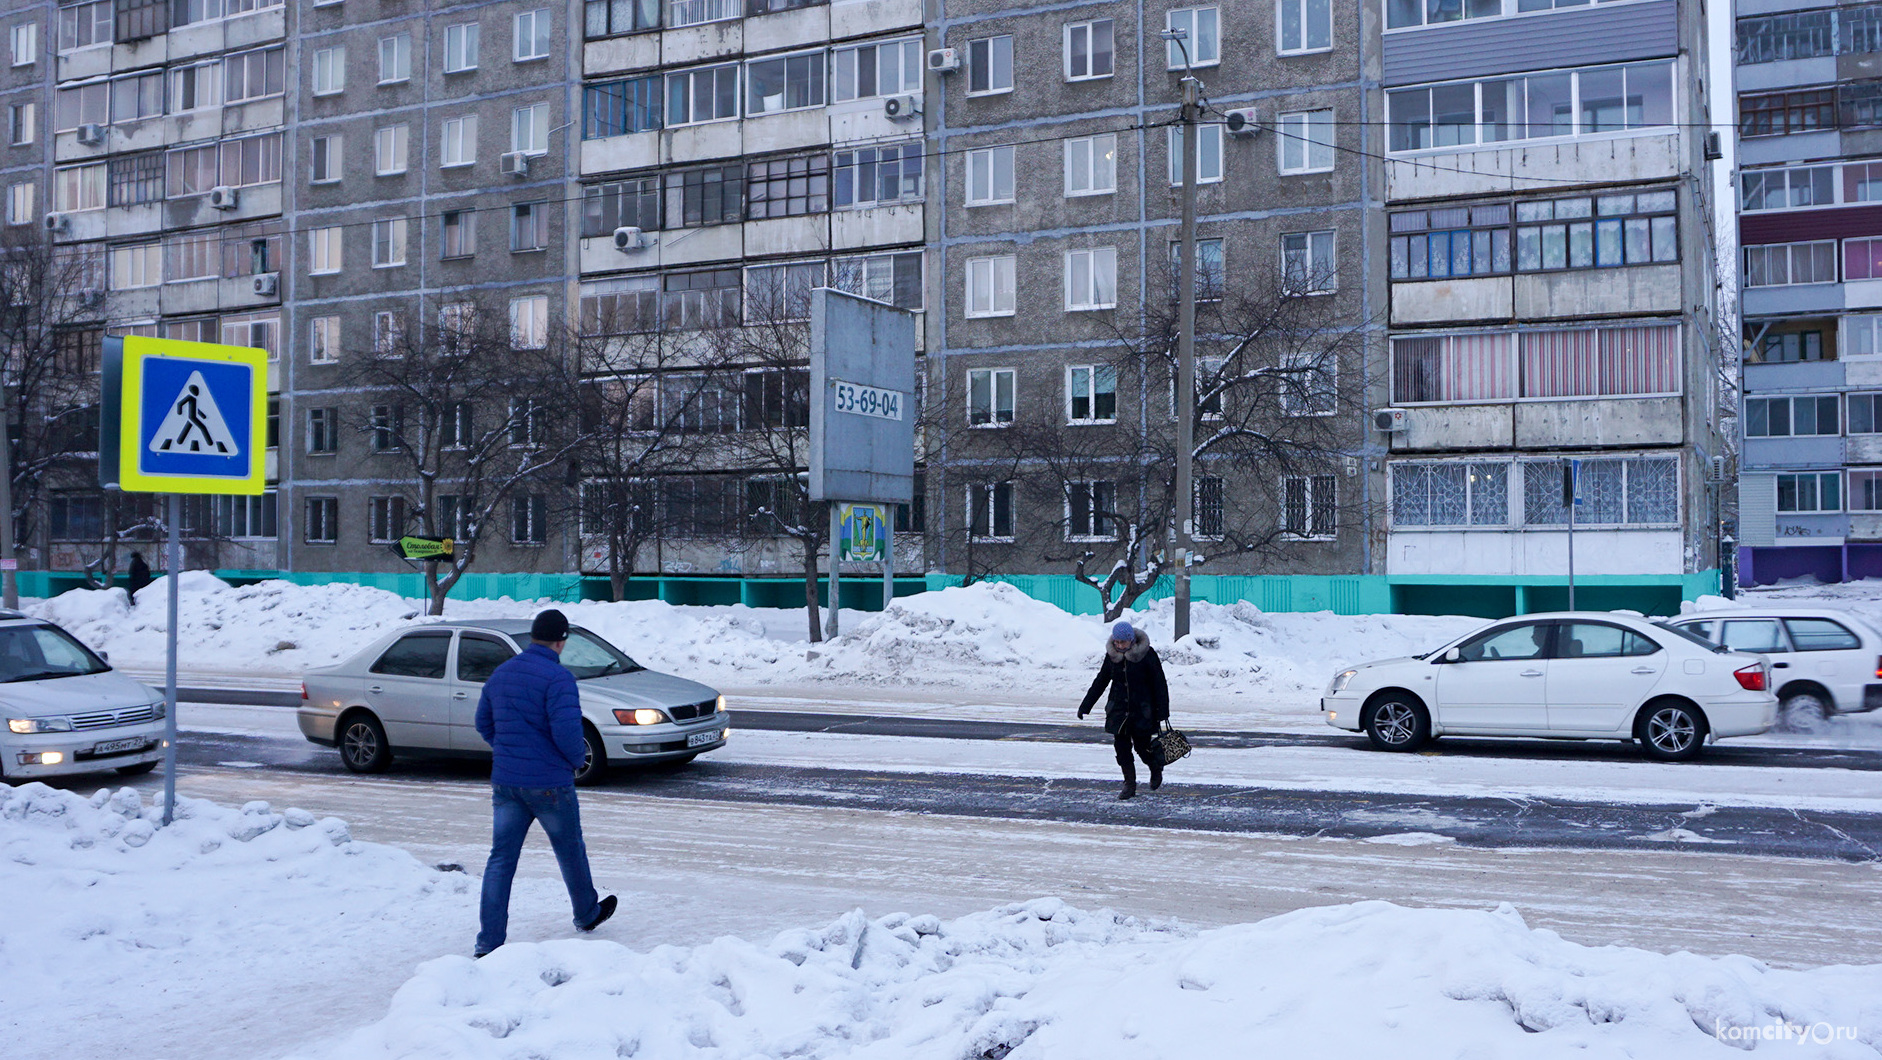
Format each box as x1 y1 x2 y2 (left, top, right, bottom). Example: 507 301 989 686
93 737 148 755
686 730 718 748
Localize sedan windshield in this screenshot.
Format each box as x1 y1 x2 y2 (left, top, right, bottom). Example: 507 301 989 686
559 629 644 679
0 624 111 682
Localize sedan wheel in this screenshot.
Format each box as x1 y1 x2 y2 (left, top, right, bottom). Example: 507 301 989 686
573 725 608 787
1639 702 1706 761
1778 692 1829 734
339 713 392 773
1365 696 1429 752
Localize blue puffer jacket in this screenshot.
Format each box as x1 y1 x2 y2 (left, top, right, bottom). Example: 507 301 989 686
475 643 587 788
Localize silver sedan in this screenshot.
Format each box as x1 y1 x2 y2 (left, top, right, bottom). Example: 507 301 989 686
296 619 728 784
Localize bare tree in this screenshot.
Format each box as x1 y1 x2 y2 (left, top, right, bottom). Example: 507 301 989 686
341 296 585 615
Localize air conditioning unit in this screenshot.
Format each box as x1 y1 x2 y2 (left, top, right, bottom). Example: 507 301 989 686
1373 408 1408 432
612 226 651 252
41 212 69 234
927 48 960 73
1710 454 1728 483
251 272 279 297
207 185 239 209
74 123 106 146
883 94 922 121
1224 108 1261 137
1705 130 1723 160
500 151 529 176
78 288 105 308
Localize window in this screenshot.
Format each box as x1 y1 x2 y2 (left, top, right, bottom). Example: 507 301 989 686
583 76 662 138
1391 461 1509 527
968 35 1012 95
111 71 162 123
222 312 277 359
373 311 403 355
968 367 1015 426
1278 109 1334 172
304 498 338 544
57 1 111 50
223 47 284 103
667 64 739 126
1276 0 1329 54
511 103 550 156
661 268 740 329
1168 238 1225 301
1065 134 1117 196
1742 166 1835 211
312 46 345 95
1391 324 1678 403
586 0 659 38
310 135 341 183
1519 459 1678 527
437 209 474 259
11 22 36 65
437 302 476 355
510 295 548 348
831 250 923 310
1064 19 1114 80
1283 475 1336 538
580 276 660 334
435 495 467 540
833 38 920 101
969 482 1015 540
54 162 105 212
966 256 1016 318
310 316 340 363
1744 241 1837 287
1777 472 1842 513
511 201 549 251
509 396 544 447
1282 230 1337 293
1067 365 1116 423
8 103 33 146
834 142 923 207
1848 238 1882 281
1064 248 1117 311
1279 350 1336 415
582 177 659 235
309 227 341 275
165 62 218 112
1390 203 1512 279
378 33 411 84
6 182 33 226
306 407 338 453
1850 315 1882 359
666 164 743 227
369 496 407 543
746 154 829 219
371 404 404 451
1752 330 1825 364
514 9 551 61
966 146 1015 205
444 22 479 72
1390 62 1675 150
109 243 160 289
1167 6 1220 67
509 495 546 544
1168 124 1224 185
374 125 408 176
737 369 809 430
1746 395 1839 438
1066 480 1117 539
441 115 478 167
1514 190 1678 271
372 218 408 267
1737 11 1834 64
668 0 737 29
748 51 828 116
106 152 163 207
1855 470 1882 512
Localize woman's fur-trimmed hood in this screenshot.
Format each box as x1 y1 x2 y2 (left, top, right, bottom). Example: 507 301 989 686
1106 628 1153 664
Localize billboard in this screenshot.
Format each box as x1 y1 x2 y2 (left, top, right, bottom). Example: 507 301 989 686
808 287 916 505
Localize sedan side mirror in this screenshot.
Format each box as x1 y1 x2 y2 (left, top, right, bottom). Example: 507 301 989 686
1441 647 1461 663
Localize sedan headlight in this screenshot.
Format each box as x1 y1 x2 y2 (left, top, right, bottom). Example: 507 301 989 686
1326 669 1358 697
613 708 670 726
715 695 726 715
152 701 167 720
8 716 74 734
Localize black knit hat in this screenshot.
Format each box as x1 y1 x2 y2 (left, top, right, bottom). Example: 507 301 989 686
530 609 570 643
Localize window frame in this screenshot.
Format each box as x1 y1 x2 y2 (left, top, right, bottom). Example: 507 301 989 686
1281 229 1338 294
1281 473 1338 540
371 217 408 268
1063 18 1115 81
514 9 552 62
1063 247 1118 311
1277 108 1335 174
441 114 478 168
1275 0 1331 56
1064 133 1118 197
1066 363 1118 424
967 35 1013 96
1167 6 1221 68
373 124 409 176
443 21 479 73
965 145 1016 206
1168 122 1225 185
967 367 1016 427
378 33 412 85
965 255 1017 318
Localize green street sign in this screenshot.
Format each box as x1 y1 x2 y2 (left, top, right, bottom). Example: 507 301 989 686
392 535 455 561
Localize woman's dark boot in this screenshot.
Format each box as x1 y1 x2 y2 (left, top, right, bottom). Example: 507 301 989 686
1118 759 1137 800
1149 761 1163 791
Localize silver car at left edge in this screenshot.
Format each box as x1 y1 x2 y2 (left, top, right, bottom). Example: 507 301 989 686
0 611 168 781
297 620 728 784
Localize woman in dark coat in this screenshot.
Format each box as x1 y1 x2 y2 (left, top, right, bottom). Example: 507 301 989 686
125 551 152 603
1077 621 1171 800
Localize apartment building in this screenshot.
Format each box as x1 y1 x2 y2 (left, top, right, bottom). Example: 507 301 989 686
1375 0 1724 616
1733 0 1882 585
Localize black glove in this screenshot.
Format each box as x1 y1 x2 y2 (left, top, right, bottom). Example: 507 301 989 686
1077 706 1091 719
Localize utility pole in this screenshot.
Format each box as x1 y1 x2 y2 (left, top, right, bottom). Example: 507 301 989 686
1166 29 1201 641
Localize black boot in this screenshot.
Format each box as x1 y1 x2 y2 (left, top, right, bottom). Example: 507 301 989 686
1149 761 1163 791
1118 758 1137 800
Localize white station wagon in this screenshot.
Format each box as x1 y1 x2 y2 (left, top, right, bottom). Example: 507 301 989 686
1665 608 1882 731
0 612 167 782
1322 611 1776 760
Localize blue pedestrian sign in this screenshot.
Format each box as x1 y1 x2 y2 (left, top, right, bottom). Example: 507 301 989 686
103 337 267 495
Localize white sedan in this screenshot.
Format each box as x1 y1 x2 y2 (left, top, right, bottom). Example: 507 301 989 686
1321 612 1776 760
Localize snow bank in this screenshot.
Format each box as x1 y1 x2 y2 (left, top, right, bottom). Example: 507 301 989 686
28 578 1477 699
0 782 472 1060
307 899 1881 1060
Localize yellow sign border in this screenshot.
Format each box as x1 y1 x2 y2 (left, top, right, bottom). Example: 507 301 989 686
116 336 268 495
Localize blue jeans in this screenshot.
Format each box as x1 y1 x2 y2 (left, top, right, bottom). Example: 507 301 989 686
476 784 601 954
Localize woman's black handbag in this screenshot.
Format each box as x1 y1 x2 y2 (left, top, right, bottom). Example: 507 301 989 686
1154 722 1192 766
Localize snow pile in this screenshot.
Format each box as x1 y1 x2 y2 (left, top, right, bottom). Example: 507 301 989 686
0 782 473 1060
307 899 1881 1060
28 577 1476 699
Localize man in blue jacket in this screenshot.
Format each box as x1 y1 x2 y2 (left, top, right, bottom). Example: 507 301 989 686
473 609 617 956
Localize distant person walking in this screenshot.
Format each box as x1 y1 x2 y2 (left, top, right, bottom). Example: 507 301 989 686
473 608 616 957
1077 621 1171 800
125 552 152 604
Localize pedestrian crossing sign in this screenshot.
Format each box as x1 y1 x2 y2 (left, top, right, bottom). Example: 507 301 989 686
108 337 267 495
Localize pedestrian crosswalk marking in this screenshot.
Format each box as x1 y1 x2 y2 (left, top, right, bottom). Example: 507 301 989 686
147 370 240 456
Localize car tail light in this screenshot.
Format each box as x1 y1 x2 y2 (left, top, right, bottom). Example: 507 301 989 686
300 681 308 701
1734 664 1767 692
1875 655 1881 680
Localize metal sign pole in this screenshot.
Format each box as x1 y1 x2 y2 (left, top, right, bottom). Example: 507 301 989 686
1565 460 1577 612
824 503 841 640
882 509 894 615
162 492 179 825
